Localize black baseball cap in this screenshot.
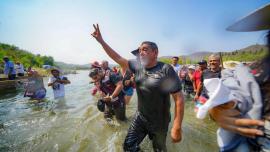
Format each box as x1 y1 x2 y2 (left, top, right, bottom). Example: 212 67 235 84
198 60 207 65
131 48 139 56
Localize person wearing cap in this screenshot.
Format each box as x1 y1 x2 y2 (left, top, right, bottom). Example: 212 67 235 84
209 3 270 152
131 48 140 59
3 57 16 80
193 60 207 101
48 68 70 99
90 61 101 69
90 61 102 96
89 67 126 121
91 24 184 151
15 62 25 77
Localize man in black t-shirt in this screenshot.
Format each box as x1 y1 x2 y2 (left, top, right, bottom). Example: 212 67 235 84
195 54 221 104
91 24 184 151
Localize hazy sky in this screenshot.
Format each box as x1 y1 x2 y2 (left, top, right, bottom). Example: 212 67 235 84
0 0 269 64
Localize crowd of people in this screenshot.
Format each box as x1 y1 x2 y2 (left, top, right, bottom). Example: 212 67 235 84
1 57 25 80
1 57 71 101
89 59 135 121
1 3 269 152
89 3 270 152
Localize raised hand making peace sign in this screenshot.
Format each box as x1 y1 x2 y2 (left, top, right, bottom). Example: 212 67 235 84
91 24 103 43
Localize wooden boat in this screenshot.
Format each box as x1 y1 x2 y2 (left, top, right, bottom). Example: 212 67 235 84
0 76 29 91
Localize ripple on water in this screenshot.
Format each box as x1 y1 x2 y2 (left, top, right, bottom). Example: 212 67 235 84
0 71 219 151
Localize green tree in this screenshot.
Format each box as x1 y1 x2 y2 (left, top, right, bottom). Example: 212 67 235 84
0 43 55 68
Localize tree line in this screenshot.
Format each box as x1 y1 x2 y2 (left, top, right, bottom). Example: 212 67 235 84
159 46 268 65
1 42 267 68
0 43 55 68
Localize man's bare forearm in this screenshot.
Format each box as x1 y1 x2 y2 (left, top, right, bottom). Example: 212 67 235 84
196 82 202 96
111 82 123 98
172 92 184 128
99 40 128 69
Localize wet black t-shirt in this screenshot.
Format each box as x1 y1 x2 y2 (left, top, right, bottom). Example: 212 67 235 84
200 69 221 99
128 60 182 131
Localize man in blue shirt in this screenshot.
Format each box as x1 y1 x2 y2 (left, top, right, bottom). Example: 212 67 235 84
3 57 16 80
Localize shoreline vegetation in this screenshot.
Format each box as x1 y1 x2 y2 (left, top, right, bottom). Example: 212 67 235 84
0 43 268 75
33 68 78 77
159 44 268 65
0 43 87 77
0 67 77 79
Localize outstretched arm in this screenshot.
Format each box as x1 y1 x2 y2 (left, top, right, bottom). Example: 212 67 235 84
91 24 129 71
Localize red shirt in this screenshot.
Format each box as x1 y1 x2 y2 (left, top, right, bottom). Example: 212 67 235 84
193 70 202 90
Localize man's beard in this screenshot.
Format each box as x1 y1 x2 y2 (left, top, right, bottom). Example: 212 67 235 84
140 57 149 67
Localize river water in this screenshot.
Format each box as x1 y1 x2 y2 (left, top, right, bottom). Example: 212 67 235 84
0 70 218 152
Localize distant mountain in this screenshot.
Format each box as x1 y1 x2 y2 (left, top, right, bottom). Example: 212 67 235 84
237 44 268 53
159 44 267 62
185 52 212 61
55 61 119 70
2 42 266 70
79 63 118 68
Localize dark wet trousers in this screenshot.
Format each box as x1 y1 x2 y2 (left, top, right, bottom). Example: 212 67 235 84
123 112 167 152
17 73 24 77
104 100 126 121
8 74 16 80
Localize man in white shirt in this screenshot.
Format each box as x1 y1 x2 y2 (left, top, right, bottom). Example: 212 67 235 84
171 56 181 77
48 68 70 99
15 62 25 76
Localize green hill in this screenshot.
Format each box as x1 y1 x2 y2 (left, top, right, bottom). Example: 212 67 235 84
221 44 268 62
159 44 268 64
0 43 54 68
1 42 268 71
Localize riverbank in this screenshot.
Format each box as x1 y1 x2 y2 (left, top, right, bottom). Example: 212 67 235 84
33 68 78 77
